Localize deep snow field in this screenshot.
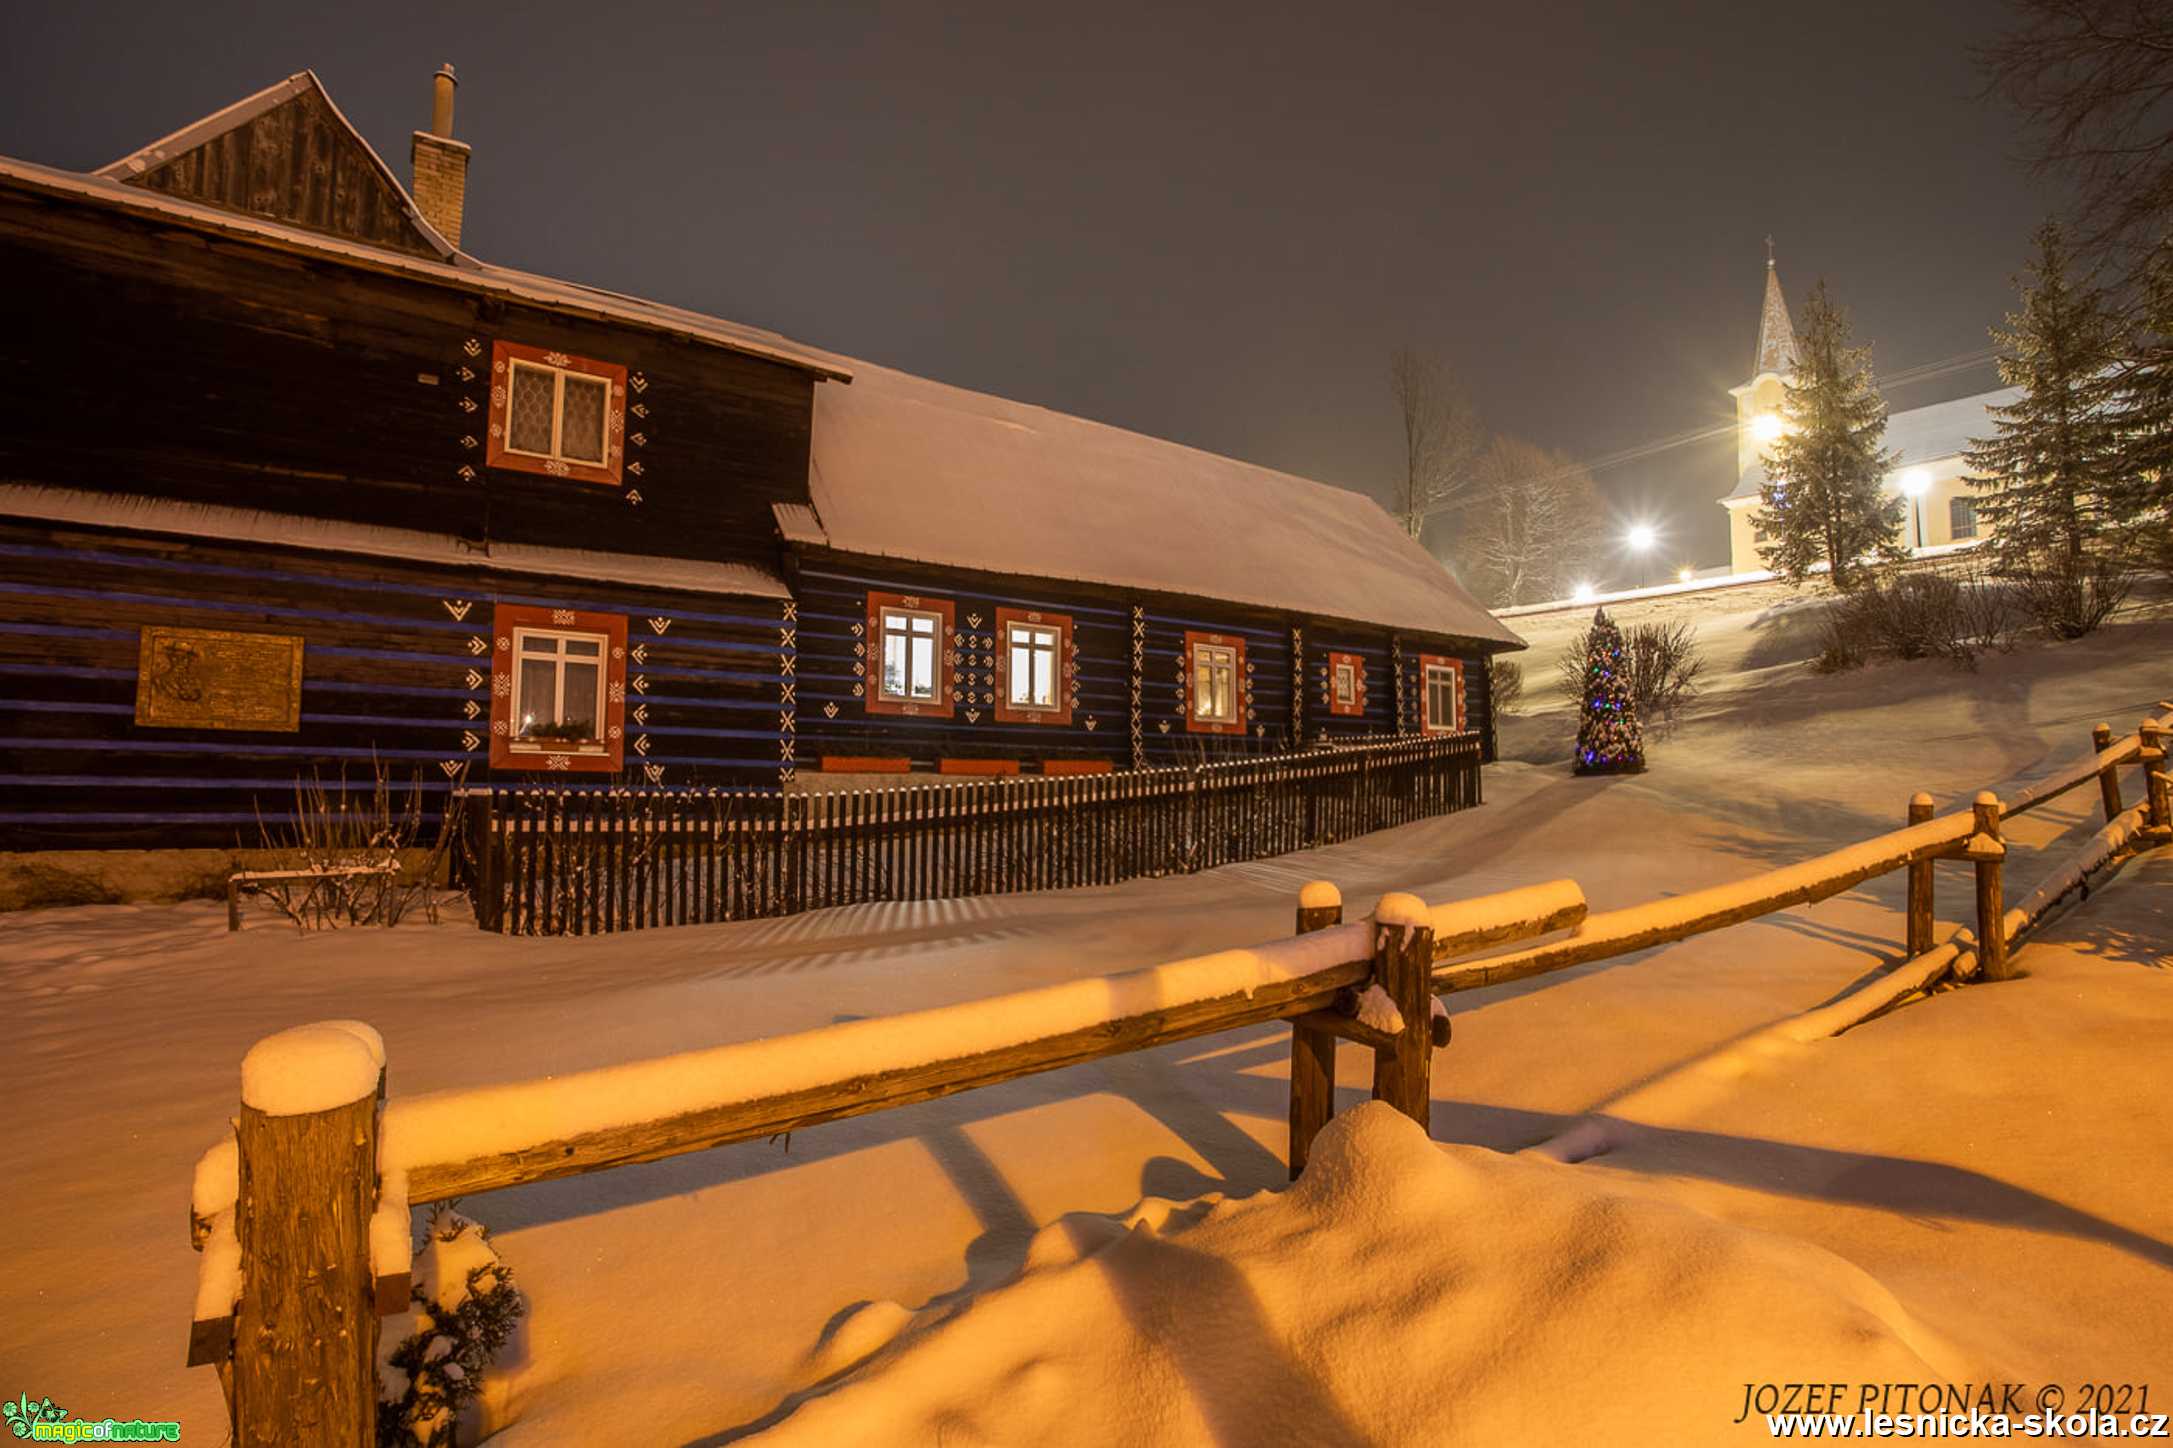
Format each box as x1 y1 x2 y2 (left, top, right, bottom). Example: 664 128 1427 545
2 591 2168 1443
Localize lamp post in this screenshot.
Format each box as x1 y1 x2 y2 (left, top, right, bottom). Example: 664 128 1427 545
1899 468 1930 553
1626 523 1657 589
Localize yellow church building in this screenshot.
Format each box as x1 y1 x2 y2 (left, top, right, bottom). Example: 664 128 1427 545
1718 255 2018 575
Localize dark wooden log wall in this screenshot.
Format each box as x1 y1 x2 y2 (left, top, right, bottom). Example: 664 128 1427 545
1302 632 1399 743
792 559 1133 771
0 184 817 577
0 520 787 850
789 551 1495 775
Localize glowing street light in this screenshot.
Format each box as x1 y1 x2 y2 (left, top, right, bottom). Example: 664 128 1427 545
1897 467 1931 551
1572 581 1597 604
1751 412 1785 446
1677 565 1695 584
1625 523 1659 587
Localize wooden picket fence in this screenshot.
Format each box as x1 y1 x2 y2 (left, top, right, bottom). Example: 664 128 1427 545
453 733 1485 935
184 704 2170 1443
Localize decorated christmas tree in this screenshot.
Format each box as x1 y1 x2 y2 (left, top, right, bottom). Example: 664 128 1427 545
1573 608 1645 775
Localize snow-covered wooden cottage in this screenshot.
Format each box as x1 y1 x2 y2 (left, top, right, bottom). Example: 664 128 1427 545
0 68 1521 854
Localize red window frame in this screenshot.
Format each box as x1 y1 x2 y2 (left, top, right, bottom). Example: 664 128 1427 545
994 607 1076 725
1184 630 1248 736
1418 654 1465 736
1326 650 1367 717
865 591 958 719
489 604 629 773
487 340 628 487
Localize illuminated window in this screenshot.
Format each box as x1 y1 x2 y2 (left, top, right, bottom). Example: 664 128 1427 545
1006 623 1060 709
1193 644 1238 724
512 628 606 748
879 607 943 703
488 604 628 773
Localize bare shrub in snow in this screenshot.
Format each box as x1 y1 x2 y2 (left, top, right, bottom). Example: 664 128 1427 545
1487 657 1524 715
1811 600 1872 673
2013 552 2136 639
1809 566 2024 672
380 1207 526 1448
252 758 459 929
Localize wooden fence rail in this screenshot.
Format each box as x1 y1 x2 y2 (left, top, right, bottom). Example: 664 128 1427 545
185 705 2171 1443
453 733 1485 936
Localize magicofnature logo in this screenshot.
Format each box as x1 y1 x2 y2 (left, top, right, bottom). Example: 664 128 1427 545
2 1393 180 1442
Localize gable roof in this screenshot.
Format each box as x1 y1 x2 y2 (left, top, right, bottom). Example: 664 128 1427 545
96 70 454 262
803 361 1523 648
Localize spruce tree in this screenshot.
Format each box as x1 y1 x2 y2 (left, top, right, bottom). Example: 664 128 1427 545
1963 221 2129 563
1754 283 1903 588
2110 236 2173 538
1572 608 1644 775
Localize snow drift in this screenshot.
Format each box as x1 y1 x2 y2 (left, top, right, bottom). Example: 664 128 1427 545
748 1104 1977 1445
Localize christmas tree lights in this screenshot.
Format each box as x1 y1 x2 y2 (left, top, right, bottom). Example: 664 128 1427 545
1573 608 1645 775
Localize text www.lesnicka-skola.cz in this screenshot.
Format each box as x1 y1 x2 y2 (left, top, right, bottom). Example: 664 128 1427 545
1737 1383 2163 1439
1763 1411 2167 1438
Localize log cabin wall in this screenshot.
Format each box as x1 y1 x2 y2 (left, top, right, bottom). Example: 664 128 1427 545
0 519 787 850
0 183 818 575
786 551 1504 778
791 556 1133 774
1301 631 1399 742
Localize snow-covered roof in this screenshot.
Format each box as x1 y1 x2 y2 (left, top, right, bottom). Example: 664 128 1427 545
0 155 849 382
804 361 1524 648
1720 385 2024 502
1885 386 2022 469
0 485 791 599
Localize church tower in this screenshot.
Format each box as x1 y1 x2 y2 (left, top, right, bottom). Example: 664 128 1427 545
1731 243 1796 480
1719 243 1796 571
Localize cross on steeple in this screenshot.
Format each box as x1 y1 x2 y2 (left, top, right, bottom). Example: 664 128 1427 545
1765 234 1775 267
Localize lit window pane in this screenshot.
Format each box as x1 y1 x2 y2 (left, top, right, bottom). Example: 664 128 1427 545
883 634 908 697
561 376 607 463
561 662 600 737
910 637 936 699
517 658 556 734
1009 641 1033 704
563 638 601 657
508 366 555 454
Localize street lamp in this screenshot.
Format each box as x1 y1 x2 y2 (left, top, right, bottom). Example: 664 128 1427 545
1626 523 1658 588
1572 581 1596 604
1898 468 1931 552
1751 413 1785 446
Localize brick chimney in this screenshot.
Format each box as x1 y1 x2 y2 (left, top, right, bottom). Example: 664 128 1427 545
409 64 470 248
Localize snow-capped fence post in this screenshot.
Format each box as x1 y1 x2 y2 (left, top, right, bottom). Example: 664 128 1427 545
1287 881 1344 1180
2091 725 2123 824
230 1023 386 1445
1369 893 1437 1132
1905 793 1935 957
2139 722 2170 832
1967 794 2010 983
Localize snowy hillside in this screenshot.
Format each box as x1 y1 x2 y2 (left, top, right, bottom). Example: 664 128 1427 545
1 594 2167 1442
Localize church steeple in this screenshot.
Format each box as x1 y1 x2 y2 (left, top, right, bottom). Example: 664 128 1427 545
1753 239 1796 378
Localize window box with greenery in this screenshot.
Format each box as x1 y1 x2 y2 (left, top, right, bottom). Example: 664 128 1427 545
489 604 628 772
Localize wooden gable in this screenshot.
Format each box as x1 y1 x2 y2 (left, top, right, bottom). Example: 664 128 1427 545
97 72 449 261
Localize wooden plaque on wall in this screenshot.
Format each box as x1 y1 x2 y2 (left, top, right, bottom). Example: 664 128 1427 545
135 626 305 732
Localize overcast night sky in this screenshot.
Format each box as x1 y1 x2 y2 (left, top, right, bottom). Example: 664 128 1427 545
2 2 2068 579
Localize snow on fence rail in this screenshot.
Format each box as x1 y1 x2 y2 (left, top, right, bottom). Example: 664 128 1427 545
451 732 1485 936
182 705 2172 1443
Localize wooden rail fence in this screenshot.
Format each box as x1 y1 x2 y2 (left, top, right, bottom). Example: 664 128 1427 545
453 733 1485 935
186 704 2171 1443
